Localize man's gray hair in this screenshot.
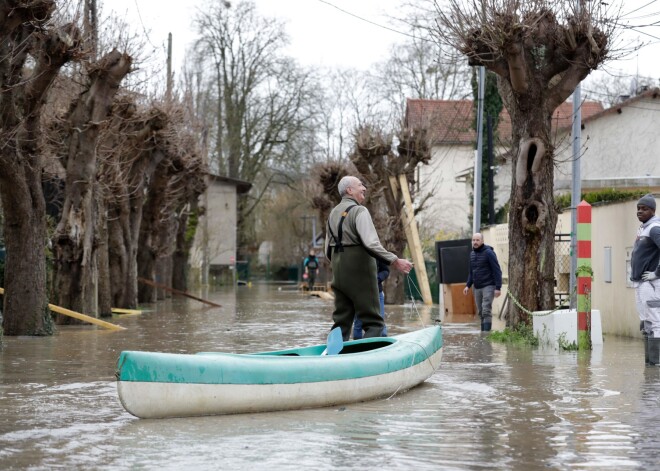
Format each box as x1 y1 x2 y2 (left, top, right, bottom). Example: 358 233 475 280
338 176 354 197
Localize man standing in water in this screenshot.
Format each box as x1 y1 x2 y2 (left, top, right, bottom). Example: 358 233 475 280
630 194 660 365
303 248 319 291
325 176 413 341
463 233 502 332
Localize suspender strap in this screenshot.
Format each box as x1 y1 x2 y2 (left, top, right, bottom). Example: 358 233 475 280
327 205 357 254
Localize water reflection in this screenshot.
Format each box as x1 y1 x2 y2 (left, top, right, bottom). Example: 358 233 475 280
1 285 659 469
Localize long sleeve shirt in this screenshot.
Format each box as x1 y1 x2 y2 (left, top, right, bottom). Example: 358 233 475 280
325 197 398 264
631 215 660 281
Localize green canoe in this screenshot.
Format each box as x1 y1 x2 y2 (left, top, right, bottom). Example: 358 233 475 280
116 325 442 418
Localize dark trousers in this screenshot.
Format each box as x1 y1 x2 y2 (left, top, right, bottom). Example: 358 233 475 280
330 246 385 341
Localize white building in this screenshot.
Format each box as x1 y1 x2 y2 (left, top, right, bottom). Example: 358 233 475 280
406 98 603 237
554 87 660 193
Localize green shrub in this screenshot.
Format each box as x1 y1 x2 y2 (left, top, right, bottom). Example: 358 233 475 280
555 188 649 211
488 322 539 346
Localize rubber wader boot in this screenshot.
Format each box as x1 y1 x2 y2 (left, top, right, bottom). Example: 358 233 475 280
648 337 660 366
483 322 492 332
480 322 485 331
644 334 650 366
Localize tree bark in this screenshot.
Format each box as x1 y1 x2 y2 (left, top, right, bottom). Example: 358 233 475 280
0 18 81 336
172 205 196 291
137 161 170 303
53 49 131 321
505 87 557 326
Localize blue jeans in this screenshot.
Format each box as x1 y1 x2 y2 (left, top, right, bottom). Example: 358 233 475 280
353 291 387 339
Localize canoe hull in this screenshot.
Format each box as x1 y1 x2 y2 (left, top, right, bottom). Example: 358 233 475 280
117 347 441 418
117 326 442 418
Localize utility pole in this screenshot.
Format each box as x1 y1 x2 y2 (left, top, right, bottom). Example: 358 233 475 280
473 66 485 233
300 216 318 249
487 113 495 225
83 0 98 59
166 33 173 101
569 2 582 310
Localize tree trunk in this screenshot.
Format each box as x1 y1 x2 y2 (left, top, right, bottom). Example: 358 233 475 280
96 195 112 317
52 50 131 321
137 161 170 303
0 19 81 335
506 94 557 326
156 256 171 300
172 208 193 291
0 178 51 335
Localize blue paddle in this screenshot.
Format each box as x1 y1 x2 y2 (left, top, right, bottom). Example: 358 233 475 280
321 327 343 356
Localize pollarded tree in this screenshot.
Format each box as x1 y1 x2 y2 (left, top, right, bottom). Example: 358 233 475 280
0 2 82 336
434 0 612 326
51 49 132 321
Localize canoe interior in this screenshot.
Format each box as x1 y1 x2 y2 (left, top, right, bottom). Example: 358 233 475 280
198 338 396 357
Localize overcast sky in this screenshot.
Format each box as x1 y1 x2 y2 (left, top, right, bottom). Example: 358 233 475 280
107 0 660 91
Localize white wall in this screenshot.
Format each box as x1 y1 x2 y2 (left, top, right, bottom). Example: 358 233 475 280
418 143 512 237
554 95 660 188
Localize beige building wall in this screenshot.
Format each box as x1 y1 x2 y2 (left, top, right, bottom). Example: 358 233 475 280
419 144 512 237
190 180 238 269
482 200 647 338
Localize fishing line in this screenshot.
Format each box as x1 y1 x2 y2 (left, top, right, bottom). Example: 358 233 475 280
405 273 428 328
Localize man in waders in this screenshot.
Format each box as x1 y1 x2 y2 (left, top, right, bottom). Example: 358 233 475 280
325 176 413 341
630 194 660 365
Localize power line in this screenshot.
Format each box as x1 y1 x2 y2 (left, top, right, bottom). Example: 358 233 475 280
621 0 659 18
316 0 431 42
133 0 158 50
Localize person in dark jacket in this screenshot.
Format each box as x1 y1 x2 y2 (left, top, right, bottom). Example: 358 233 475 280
630 193 660 365
303 248 320 291
463 233 502 332
353 258 390 339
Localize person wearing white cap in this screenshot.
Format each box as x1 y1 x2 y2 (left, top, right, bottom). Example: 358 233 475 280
631 193 660 365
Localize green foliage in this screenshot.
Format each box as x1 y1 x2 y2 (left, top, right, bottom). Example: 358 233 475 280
557 332 578 351
576 264 594 279
488 322 539 346
185 210 199 244
470 70 504 227
555 188 649 211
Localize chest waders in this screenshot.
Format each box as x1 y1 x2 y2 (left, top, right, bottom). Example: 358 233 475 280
327 205 384 341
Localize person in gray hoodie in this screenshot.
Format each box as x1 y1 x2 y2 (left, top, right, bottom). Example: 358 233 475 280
463 233 502 332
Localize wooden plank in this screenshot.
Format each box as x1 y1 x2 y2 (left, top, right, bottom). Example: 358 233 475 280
137 278 222 307
111 308 143 315
49 304 127 330
396 174 433 305
388 176 415 247
0 287 126 331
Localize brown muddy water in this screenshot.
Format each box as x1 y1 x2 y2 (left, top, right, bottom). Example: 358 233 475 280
1 284 659 470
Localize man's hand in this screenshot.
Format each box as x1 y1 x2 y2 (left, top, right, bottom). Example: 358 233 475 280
463 286 469 296
494 290 502 298
392 258 413 274
642 271 659 281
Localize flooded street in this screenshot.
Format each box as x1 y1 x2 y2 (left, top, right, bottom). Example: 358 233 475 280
2 284 660 470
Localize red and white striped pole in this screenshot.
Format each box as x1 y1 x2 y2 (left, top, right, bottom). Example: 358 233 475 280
577 200 592 350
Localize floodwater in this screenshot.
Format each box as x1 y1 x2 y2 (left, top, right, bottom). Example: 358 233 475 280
1 284 659 470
